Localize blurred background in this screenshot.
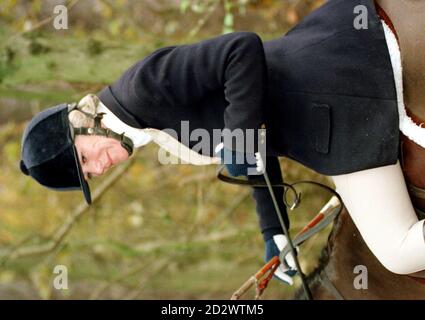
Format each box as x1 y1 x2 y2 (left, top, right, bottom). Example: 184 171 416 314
0 0 333 300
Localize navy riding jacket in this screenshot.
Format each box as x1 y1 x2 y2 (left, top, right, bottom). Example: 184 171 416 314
98 0 399 239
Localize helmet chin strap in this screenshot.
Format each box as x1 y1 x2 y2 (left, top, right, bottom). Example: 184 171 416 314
67 102 134 156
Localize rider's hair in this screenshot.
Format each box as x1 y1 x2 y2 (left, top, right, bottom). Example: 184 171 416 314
68 93 99 128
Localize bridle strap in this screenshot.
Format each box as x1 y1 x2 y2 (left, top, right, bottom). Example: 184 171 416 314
216 165 343 211
217 165 301 210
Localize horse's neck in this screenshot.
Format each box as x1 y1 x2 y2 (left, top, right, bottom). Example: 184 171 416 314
313 208 425 299
376 0 425 119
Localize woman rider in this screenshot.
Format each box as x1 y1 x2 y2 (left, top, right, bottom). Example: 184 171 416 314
20 0 425 284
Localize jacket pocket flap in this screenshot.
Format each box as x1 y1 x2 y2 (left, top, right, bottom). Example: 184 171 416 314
311 103 331 154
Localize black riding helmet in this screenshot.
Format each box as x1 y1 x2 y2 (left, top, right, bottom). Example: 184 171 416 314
20 102 134 205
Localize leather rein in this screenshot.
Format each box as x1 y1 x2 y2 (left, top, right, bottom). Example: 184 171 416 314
216 165 345 299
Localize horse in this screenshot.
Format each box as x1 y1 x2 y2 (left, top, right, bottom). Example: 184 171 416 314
292 97 425 301
294 205 425 300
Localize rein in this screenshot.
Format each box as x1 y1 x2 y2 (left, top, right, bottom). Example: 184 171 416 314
217 165 343 300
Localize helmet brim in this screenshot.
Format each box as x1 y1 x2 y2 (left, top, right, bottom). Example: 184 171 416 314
71 144 92 205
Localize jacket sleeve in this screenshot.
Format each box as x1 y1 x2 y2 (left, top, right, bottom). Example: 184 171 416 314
101 32 267 152
158 31 266 132
248 156 288 241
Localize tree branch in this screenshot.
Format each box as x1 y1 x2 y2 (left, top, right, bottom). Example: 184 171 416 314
0 152 137 265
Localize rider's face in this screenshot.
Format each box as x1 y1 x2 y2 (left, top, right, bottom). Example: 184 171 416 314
74 135 130 181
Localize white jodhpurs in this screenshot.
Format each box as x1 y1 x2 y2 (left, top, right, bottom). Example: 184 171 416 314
330 160 425 275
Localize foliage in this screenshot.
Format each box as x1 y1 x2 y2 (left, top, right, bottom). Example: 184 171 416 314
0 118 333 299
0 46 16 84
180 0 249 35
0 0 331 300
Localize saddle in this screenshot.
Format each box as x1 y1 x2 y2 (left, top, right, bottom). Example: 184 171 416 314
376 2 425 219
400 110 425 220
369 3 425 287
400 111 425 284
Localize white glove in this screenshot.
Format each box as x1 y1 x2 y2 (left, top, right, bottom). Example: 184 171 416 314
255 152 265 174
265 234 298 285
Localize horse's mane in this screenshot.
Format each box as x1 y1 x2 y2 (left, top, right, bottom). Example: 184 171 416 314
292 210 343 299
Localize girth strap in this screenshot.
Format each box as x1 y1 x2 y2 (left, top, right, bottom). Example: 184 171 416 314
408 183 425 202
